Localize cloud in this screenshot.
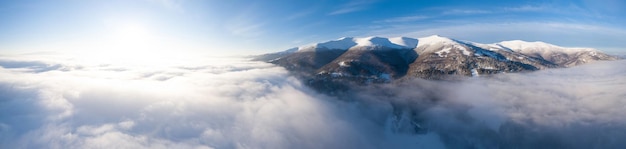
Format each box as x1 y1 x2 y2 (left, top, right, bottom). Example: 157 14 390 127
284 8 318 21
328 0 377 15
583 0 626 14
503 5 548 12
145 0 185 12
441 9 492 15
227 23 266 37
224 8 267 38
0 53 625 148
376 15 430 23
0 54 434 149
340 60 626 148
0 59 64 73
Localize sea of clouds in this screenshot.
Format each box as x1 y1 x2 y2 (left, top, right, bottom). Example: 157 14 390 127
0 53 624 149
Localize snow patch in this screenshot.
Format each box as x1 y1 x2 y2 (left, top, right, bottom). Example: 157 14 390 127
471 68 479 77
338 61 350 67
482 66 496 70
458 45 471 56
354 36 407 49
298 36 420 51
435 47 452 57
389 37 418 48
416 35 456 47
330 72 343 77
496 40 600 55
417 35 471 56
317 37 357 50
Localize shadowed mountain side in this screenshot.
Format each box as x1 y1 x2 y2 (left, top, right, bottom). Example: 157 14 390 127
318 47 418 80
269 48 347 73
265 47 418 94
250 48 298 62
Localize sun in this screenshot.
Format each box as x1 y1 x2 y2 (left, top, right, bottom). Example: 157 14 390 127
115 23 151 42
109 22 154 50
72 20 201 66
75 21 175 66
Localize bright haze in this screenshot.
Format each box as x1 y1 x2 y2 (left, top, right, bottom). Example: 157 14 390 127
1 0 626 149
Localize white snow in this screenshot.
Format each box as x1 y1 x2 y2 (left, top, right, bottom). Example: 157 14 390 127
354 36 407 49
498 40 554 50
482 66 496 70
316 37 357 50
338 61 350 67
435 47 451 57
292 35 601 59
459 46 471 56
389 37 419 48
330 72 343 77
417 35 471 56
471 68 479 77
298 36 419 51
496 40 598 55
416 35 456 47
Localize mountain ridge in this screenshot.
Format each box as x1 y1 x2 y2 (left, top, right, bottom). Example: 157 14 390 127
253 35 620 92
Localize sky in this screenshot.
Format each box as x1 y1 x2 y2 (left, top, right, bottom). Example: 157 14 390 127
1 0 625 56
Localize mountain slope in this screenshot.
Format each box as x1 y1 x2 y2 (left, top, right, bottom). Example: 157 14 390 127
407 35 558 79
497 40 620 67
254 35 620 85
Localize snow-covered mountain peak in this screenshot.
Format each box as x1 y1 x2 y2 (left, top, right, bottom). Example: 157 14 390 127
417 35 458 46
353 36 410 49
497 40 558 50
389 37 419 48
318 37 357 49
298 36 419 51
336 37 353 40
293 35 604 58
497 40 598 55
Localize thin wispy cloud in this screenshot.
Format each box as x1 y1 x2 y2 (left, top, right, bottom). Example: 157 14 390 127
145 0 185 12
442 9 492 15
328 0 377 15
285 8 318 21
503 5 548 12
228 23 266 37
223 9 268 38
377 15 430 23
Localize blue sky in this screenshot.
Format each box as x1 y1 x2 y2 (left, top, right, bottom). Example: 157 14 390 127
1 0 625 55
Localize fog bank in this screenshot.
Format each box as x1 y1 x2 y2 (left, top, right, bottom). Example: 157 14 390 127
0 54 624 148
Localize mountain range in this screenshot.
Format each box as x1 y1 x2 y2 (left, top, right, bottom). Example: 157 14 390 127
254 35 620 92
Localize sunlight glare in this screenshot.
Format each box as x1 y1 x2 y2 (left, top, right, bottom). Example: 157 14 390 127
85 21 187 66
